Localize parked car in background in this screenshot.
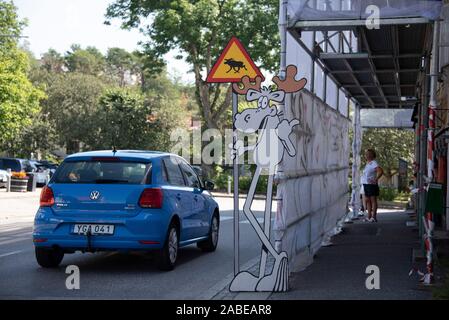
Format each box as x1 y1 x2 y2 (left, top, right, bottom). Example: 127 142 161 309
0 158 50 187
36 160 58 178
33 150 219 271
0 169 10 188
29 160 51 187
0 158 33 173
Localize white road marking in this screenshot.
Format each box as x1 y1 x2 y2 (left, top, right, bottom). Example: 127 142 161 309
0 232 32 239
0 250 23 258
0 237 30 246
0 226 32 233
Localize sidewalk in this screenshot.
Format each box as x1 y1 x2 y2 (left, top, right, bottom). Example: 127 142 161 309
211 209 431 300
270 210 431 300
0 188 41 224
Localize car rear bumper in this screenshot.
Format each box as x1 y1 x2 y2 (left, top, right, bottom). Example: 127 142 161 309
33 238 163 251
33 207 169 251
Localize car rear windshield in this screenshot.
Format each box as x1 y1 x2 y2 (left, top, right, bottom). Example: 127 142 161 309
53 160 152 184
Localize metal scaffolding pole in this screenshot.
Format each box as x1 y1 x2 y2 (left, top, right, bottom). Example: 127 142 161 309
428 21 440 180
350 102 362 220
418 52 431 241
420 20 440 285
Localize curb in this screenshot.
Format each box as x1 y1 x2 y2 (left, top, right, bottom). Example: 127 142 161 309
211 193 275 201
197 256 271 300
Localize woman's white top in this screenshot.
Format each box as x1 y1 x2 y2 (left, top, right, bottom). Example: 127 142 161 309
361 160 379 185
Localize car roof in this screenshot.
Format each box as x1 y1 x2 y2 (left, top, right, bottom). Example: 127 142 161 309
0 157 27 162
65 150 174 161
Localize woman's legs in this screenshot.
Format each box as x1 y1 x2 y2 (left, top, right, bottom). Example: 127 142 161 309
362 194 367 213
365 197 373 220
370 196 378 221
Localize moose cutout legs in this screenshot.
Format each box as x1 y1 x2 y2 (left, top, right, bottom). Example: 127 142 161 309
229 167 289 292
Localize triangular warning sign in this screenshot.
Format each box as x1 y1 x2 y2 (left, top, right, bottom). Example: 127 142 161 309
206 37 265 83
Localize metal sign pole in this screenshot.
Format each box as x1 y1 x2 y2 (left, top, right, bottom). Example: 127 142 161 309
233 90 240 276
205 36 264 278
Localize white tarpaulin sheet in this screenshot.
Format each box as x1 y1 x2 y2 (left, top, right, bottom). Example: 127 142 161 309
288 0 442 24
278 89 350 272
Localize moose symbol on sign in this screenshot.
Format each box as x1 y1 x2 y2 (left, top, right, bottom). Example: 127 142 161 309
224 58 248 74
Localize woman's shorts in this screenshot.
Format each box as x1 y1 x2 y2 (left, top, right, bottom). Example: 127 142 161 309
363 184 380 197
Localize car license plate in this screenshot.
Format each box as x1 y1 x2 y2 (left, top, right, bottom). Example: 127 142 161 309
72 224 114 235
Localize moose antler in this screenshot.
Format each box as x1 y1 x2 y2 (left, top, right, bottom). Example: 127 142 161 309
232 75 263 95
272 65 307 93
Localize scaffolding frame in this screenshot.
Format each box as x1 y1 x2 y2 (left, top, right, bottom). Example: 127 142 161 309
285 3 439 236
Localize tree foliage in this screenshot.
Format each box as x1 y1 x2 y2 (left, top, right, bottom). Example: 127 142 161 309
106 0 280 131
92 85 187 152
105 48 136 87
361 128 415 183
1 0 194 159
0 1 46 151
42 72 106 154
65 45 106 76
21 46 191 157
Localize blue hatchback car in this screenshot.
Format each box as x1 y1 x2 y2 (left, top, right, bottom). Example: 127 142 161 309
33 150 219 271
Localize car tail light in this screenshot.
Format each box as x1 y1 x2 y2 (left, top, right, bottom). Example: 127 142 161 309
40 186 55 207
139 188 163 209
33 238 48 243
139 240 160 245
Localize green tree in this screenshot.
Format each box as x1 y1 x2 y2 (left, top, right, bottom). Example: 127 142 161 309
41 49 65 73
0 1 46 153
43 73 105 154
361 128 415 185
0 0 24 53
65 44 106 76
92 86 188 152
9 113 58 159
105 47 136 87
92 89 149 150
106 0 280 131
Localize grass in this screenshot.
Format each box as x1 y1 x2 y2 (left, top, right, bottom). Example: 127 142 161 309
394 192 410 203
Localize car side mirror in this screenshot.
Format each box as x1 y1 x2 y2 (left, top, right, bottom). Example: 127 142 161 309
204 180 215 191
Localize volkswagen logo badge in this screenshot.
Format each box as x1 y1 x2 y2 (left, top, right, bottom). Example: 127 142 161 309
90 191 100 200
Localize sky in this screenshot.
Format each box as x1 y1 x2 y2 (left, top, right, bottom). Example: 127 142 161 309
13 0 195 83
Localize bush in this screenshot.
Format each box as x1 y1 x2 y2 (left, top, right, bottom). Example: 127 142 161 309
214 172 232 190
240 175 272 194
379 187 398 201
211 169 274 195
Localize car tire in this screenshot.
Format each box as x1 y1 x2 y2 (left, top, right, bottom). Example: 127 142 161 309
197 212 219 253
158 223 179 271
35 247 64 268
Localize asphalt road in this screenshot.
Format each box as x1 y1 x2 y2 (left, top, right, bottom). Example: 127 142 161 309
0 190 273 299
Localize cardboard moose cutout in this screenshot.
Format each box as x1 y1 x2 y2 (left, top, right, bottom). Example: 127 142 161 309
230 65 307 292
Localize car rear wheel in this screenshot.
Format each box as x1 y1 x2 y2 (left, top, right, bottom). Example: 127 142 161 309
158 223 179 271
197 213 219 252
35 247 64 268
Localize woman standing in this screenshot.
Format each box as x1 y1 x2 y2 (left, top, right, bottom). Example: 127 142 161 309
361 149 384 222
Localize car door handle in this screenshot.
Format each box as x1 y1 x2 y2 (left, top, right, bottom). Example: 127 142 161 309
176 194 182 201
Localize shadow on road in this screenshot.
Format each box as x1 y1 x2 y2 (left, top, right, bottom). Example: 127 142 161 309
46 246 207 274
